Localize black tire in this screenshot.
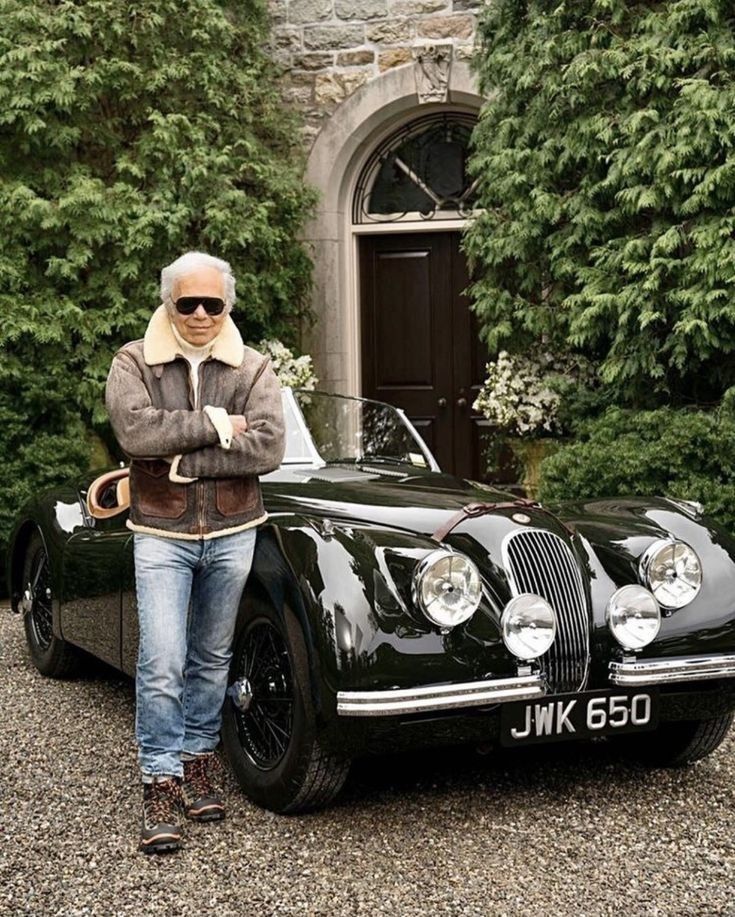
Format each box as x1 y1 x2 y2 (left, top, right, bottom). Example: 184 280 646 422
221 598 350 813
21 530 83 678
613 713 733 767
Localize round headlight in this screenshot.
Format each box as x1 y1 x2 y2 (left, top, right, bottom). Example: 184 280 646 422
607 584 661 651
501 594 557 661
640 539 702 609
413 549 482 629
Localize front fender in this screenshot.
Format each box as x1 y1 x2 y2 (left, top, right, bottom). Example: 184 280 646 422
555 496 735 669
251 515 518 709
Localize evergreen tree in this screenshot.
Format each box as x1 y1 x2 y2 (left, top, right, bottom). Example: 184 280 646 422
464 0 735 406
0 0 315 572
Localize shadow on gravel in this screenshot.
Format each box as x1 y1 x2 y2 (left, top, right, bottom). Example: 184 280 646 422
72 652 126 682
339 738 649 811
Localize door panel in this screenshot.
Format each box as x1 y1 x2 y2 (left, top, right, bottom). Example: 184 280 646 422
120 534 139 677
360 233 454 472
374 250 433 387
449 237 502 480
360 231 497 481
61 520 128 669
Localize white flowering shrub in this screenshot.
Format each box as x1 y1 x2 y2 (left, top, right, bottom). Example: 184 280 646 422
258 340 318 391
473 351 564 437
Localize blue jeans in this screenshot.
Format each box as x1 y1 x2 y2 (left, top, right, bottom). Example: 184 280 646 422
133 528 257 780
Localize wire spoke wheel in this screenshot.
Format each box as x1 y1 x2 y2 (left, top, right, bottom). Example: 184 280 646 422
21 529 82 679
223 601 351 812
233 620 294 770
28 546 53 651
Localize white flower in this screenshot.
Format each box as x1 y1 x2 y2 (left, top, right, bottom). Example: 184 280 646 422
474 351 568 437
258 339 319 391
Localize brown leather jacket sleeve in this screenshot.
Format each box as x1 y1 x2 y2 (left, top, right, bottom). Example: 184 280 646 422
177 360 285 479
105 352 221 458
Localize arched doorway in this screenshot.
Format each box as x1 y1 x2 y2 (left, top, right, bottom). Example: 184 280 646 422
302 61 496 480
354 111 490 480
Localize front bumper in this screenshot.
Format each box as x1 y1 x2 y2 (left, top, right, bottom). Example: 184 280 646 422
336 654 735 718
336 673 545 717
609 653 735 686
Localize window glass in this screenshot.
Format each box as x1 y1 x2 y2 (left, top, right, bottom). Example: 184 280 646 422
354 113 478 223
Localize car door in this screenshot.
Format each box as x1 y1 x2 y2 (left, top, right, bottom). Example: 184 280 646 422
120 532 139 677
60 490 129 669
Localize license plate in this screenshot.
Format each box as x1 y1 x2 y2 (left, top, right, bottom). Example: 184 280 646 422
500 688 660 747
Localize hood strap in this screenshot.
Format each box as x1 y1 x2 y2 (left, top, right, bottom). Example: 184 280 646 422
431 498 574 543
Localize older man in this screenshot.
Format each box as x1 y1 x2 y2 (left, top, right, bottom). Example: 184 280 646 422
105 251 285 854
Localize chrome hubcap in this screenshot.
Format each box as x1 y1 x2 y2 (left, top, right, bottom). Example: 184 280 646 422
20 588 33 616
228 677 254 713
231 620 294 770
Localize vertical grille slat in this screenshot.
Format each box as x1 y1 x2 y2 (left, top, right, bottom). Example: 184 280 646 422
558 538 586 669
547 531 582 682
503 529 590 693
524 534 573 689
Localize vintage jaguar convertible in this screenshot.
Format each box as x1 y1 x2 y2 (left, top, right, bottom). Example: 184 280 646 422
7 389 735 811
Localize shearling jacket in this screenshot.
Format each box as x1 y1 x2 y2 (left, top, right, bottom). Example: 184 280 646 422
105 304 285 540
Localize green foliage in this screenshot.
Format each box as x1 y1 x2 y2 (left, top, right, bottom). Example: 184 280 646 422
538 407 735 530
0 0 317 584
0 388 92 551
464 0 735 406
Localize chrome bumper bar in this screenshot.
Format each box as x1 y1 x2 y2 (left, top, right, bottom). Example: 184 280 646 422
610 654 735 687
336 673 545 717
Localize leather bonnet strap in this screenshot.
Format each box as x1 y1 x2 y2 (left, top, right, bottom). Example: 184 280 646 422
431 498 574 543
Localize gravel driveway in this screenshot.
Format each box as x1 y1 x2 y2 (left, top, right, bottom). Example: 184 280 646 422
2 606 735 917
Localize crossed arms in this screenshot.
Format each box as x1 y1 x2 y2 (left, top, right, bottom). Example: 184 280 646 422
105 352 286 480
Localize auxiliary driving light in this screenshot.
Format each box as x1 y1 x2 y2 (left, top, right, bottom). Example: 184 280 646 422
501 593 557 661
607 584 661 651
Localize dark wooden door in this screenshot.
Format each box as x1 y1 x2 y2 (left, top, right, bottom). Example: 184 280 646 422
360 231 491 480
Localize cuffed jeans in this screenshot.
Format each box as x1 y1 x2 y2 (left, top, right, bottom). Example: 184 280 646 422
132 528 257 780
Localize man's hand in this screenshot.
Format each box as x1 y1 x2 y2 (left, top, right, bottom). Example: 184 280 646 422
229 414 248 436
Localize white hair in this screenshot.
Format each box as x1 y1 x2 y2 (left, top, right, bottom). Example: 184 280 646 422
160 251 236 313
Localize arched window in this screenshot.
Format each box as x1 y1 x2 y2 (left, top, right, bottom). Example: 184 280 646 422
352 111 479 224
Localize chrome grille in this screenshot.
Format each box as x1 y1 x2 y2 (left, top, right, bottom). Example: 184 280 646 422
502 528 590 693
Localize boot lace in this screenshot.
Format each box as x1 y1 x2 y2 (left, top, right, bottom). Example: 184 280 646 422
143 778 182 827
184 753 220 800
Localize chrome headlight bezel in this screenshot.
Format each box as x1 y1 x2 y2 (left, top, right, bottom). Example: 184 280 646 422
411 548 483 630
639 538 702 610
501 593 557 662
607 584 662 651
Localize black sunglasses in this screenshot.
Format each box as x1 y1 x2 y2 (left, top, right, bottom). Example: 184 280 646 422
174 296 226 316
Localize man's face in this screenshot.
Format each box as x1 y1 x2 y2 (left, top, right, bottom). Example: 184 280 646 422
170 266 227 346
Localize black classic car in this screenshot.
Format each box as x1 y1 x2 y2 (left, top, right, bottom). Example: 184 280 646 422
7 389 735 812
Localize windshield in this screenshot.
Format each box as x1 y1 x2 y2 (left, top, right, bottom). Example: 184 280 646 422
281 389 435 469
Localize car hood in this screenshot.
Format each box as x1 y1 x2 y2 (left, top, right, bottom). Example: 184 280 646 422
262 464 574 545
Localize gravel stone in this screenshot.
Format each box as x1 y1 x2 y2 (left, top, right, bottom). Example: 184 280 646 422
2 607 735 916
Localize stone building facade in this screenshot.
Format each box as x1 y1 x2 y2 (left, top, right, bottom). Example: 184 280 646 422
270 0 481 146
268 0 488 479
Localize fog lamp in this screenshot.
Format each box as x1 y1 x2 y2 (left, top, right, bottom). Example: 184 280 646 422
501 594 557 661
607 584 661 651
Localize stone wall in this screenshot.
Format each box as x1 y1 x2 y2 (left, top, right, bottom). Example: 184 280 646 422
268 0 481 147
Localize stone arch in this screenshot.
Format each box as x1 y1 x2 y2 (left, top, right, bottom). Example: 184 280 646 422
301 60 484 395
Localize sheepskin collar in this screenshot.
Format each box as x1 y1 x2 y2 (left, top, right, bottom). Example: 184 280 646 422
143 303 244 367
